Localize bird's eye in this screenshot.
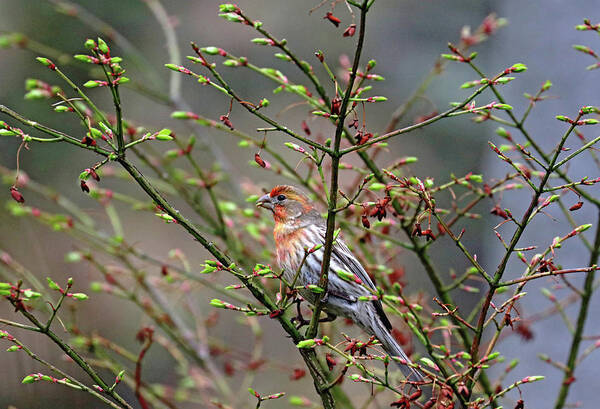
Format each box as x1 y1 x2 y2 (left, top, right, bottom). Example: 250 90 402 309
277 194 286 201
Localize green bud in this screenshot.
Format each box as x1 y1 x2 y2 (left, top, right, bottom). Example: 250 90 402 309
274 53 291 61
419 357 437 369
461 80 479 89
71 292 89 300
97 37 109 54
209 299 226 308
36 57 55 69
164 149 179 159
370 182 386 191
83 80 101 88
468 174 483 183
200 265 218 274
202 46 220 55
441 54 461 61
495 127 510 138
296 339 316 348
88 128 102 139
90 282 103 292
24 89 47 100
336 270 357 282
306 284 324 293
218 12 243 23
575 224 592 233
74 54 94 63
251 38 271 45
156 128 173 140
22 375 36 384
222 59 239 67
219 4 239 12
542 80 552 91
47 277 61 291
23 289 41 299
84 39 96 49
510 63 528 72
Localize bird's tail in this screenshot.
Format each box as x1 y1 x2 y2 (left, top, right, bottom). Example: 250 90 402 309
357 310 424 382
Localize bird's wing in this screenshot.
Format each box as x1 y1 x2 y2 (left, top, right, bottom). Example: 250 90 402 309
331 238 378 291
314 225 393 330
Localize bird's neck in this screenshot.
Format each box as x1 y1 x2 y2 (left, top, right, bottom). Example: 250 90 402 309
273 219 301 239
273 211 315 239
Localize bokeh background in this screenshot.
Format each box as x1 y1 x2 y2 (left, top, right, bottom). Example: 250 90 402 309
1 1 599 408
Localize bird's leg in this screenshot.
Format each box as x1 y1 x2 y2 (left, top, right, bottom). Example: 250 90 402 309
291 299 338 330
290 298 310 329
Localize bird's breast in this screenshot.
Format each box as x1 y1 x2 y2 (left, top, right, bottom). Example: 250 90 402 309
274 224 319 278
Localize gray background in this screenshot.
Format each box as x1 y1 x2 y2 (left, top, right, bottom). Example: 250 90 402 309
0 0 599 407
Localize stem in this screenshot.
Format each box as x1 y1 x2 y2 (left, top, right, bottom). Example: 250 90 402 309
554 211 600 409
5 334 125 409
13 306 133 409
306 0 369 340
115 157 338 408
340 82 491 154
0 105 111 156
469 114 582 388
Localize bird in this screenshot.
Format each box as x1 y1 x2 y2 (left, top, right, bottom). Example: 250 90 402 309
256 184 423 382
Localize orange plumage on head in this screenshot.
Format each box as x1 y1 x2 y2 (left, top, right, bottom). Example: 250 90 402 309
269 185 314 223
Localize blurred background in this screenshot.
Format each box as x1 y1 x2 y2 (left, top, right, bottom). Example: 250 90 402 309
1 0 599 408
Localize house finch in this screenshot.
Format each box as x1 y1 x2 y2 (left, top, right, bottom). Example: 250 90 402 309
257 185 423 381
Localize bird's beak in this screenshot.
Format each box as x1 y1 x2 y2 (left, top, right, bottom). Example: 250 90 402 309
256 193 274 210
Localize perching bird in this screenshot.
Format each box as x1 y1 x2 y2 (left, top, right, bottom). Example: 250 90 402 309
256 185 423 381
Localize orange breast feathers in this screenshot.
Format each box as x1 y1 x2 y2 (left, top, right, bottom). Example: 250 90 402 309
274 225 307 268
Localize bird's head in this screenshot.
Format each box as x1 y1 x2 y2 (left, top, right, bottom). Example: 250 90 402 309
256 185 314 223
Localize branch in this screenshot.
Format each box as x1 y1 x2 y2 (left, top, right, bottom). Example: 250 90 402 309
306 0 369 340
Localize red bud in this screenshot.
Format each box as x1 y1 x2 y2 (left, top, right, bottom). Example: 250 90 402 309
219 115 234 130
343 24 356 37
10 187 24 204
254 153 266 168
569 201 583 211
324 12 341 27
301 120 311 136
